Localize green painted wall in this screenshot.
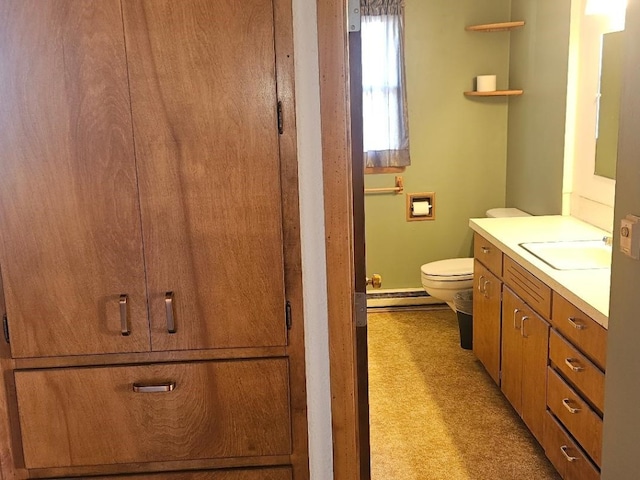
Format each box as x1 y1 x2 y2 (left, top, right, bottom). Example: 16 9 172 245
506 0 571 215
364 0 511 289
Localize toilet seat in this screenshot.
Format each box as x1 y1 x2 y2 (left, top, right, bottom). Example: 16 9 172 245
420 258 474 282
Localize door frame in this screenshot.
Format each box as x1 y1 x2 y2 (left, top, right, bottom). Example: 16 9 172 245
316 0 363 479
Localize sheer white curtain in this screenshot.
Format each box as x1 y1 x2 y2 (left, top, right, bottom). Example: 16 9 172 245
361 0 410 168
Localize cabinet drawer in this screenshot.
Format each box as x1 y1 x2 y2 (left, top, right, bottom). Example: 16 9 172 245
503 256 551 318
544 411 600 480
551 293 607 370
90 467 292 480
547 367 603 466
15 359 291 469
549 330 605 413
473 232 503 276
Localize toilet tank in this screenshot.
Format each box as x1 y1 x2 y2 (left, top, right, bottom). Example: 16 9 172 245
486 208 531 218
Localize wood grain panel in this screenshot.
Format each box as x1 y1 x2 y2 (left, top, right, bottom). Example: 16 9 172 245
501 287 523 411
549 330 605 413
473 260 502 384
473 233 503 277
90 467 292 480
503 256 551 318
0 1 150 357
15 359 291 469
520 308 549 445
551 292 607 370
547 367 603 466
543 411 600 480
122 0 287 350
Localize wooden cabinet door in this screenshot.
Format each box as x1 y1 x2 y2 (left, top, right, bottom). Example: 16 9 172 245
520 309 549 444
473 260 502 384
501 287 523 412
0 1 150 357
122 1 287 351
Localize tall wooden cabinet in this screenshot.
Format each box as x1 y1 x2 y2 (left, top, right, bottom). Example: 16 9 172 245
0 1 308 478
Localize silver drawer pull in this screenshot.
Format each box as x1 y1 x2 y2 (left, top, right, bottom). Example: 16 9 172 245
564 358 585 372
119 294 130 336
165 291 176 334
520 315 529 338
513 308 522 329
562 398 581 414
477 275 486 293
481 246 490 254
133 382 176 393
567 317 586 330
560 445 578 462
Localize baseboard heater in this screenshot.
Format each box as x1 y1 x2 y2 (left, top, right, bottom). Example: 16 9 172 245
366 288 444 308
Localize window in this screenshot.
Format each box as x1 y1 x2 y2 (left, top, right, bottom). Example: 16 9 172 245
361 0 410 170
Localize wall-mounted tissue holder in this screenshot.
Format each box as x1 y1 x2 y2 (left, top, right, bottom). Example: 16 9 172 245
407 192 435 222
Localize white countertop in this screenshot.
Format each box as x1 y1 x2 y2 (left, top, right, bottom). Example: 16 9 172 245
469 215 610 329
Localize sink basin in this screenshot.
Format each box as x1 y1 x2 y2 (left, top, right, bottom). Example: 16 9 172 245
519 240 612 270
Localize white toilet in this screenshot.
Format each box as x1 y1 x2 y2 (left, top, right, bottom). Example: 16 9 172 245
420 208 530 311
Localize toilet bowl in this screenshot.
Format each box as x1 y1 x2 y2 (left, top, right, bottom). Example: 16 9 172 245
420 208 530 311
420 258 474 311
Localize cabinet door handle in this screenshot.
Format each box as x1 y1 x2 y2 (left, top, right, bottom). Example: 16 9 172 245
482 279 490 298
481 246 490 254
477 275 486 293
564 358 585 372
513 308 522 329
132 382 176 393
562 398 581 414
567 317 586 330
560 445 578 462
520 315 529 337
165 292 176 334
119 294 130 336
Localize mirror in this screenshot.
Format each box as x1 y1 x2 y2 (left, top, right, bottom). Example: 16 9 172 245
594 31 624 179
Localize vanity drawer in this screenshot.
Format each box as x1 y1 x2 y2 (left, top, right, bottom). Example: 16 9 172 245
549 330 605 413
544 411 600 480
547 367 603 466
551 293 607 370
503 256 551 318
473 233 503 277
15 359 291 470
90 467 293 480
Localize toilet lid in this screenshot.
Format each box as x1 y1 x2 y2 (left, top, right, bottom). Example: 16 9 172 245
421 258 474 280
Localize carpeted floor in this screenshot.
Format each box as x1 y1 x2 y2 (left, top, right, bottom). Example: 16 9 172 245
368 308 562 480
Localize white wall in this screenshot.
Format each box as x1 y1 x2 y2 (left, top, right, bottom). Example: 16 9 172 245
292 0 334 478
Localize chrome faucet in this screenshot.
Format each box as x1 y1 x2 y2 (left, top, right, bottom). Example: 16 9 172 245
603 235 613 246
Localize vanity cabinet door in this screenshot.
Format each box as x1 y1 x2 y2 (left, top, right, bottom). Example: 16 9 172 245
473 260 502 385
501 287 550 444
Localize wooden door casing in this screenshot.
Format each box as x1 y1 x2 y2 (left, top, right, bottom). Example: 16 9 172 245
122 0 288 351
473 260 502 384
0 0 150 358
15 359 291 470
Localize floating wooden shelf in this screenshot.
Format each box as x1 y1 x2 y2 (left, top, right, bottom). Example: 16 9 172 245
465 21 525 32
464 89 524 97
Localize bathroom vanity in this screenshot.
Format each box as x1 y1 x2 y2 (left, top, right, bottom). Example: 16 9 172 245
470 215 609 480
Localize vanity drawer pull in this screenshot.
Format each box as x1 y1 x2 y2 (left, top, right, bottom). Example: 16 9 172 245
132 382 176 393
481 246 490 254
562 398 581 414
567 316 586 330
564 358 585 372
560 445 579 462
